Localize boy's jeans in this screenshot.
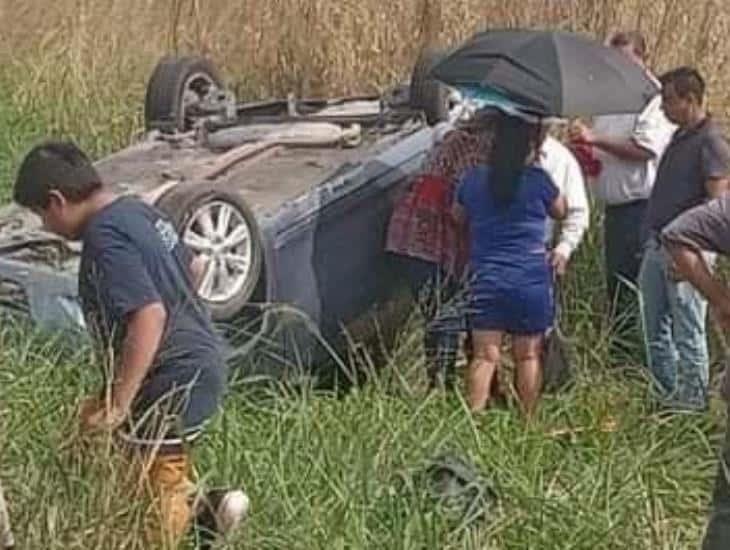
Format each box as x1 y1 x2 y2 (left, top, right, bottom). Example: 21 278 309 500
703 411 730 549
638 237 711 408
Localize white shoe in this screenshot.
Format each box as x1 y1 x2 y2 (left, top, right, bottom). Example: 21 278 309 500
216 490 250 533
195 488 249 547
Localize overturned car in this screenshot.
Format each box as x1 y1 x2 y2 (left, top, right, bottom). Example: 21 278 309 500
0 53 464 379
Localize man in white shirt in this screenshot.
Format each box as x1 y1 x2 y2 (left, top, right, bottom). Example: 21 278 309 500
540 133 590 275
570 31 675 362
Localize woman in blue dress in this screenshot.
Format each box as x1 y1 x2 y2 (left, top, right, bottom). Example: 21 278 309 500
453 112 567 417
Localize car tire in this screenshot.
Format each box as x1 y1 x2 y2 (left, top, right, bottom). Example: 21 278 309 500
144 55 224 134
410 47 450 125
155 183 263 321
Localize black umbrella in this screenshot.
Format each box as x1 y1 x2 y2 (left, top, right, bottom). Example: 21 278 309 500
430 28 660 117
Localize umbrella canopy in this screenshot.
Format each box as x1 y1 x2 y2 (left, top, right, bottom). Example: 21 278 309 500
430 28 660 118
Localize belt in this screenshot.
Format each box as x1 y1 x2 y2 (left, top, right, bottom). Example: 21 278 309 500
605 198 648 211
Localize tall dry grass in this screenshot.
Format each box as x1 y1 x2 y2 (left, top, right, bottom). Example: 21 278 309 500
0 0 727 186
0 1 728 127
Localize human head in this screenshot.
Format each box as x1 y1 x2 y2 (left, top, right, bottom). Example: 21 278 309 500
658 66 706 127
14 141 103 240
490 111 542 204
608 30 647 67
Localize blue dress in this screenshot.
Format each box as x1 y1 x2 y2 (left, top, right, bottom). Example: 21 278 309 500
456 164 559 334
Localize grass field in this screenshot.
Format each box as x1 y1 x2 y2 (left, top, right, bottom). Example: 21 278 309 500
1 1 730 548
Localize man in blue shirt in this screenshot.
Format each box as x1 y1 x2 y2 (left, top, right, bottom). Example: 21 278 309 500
13 141 248 547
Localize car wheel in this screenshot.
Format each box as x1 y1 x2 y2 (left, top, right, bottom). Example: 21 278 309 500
144 55 225 134
410 47 450 125
155 184 263 321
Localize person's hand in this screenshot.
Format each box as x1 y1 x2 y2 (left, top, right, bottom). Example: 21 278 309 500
568 120 594 144
78 395 100 423
549 248 569 277
78 396 126 433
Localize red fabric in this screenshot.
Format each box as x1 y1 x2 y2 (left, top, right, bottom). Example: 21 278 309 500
385 128 492 278
569 139 602 178
386 173 468 276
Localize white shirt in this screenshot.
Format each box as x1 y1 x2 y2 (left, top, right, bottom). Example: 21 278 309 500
539 135 590 259
591 93 676 205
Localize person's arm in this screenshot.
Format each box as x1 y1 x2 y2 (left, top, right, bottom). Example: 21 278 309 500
189 254 207 290
110 302 167 414
570 121 654 161
80 234 167 431
549 194 568 221
552 146 590 261
541 170 568 221
82 302 167 430
662 197 730 328
701 129 730 199
669 245 730 305
667 243 730 330
451 173 468 224
587 134 654 162
571 95 673 163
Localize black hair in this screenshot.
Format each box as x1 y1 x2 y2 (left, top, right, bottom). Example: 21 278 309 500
489 113 539 204
14 140 102 209
659 66 706 104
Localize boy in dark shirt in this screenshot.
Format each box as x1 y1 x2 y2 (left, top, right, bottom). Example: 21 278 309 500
13 141 248 547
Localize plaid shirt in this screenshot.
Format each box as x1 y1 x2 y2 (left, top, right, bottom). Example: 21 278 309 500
385 127 494 278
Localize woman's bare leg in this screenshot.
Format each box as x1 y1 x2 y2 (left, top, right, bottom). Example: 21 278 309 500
513 334 544 418
466 330 502 412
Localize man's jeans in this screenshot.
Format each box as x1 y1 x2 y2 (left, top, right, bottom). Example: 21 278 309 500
638 237 711 407
703 412 730 549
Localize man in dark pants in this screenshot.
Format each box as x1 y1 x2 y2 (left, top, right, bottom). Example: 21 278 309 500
662 195 730 548
570 31 674 363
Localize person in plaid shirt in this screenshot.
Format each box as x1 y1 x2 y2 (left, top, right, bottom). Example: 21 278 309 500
386 112 495 389
386 108 589 392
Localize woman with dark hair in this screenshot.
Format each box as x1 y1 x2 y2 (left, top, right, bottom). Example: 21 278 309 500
453 112 567 417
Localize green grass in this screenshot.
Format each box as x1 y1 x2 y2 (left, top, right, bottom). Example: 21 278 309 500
0 51 729 549
0 66 142 202
0 316 726 549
